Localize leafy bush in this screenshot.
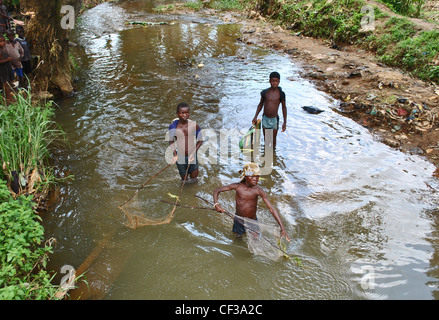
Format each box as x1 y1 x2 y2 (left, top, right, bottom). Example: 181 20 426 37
379 0 425 17
0 179 58 299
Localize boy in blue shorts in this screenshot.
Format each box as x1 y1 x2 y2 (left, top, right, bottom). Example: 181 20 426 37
16 26 32 88
168 102 203 183
252 71 287 149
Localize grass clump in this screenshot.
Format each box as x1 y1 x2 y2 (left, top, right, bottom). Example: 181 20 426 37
0 89 66 200
378 29 439 82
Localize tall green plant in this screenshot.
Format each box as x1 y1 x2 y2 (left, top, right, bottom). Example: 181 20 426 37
0 89 65 193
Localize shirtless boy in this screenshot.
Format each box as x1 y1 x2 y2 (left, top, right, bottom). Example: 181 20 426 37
213 163 289 240
252 71 287 149
168 102 203 183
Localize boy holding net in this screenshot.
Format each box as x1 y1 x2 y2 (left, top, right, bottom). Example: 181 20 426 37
168 102 203 183
213 163 289 240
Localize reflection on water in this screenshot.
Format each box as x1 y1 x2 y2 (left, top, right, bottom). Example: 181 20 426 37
44 0 439 299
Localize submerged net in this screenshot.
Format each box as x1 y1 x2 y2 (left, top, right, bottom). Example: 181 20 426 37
236 215 287 261
118 172 293 262
194 195 293 262
118 162 182 229
119 192 178 229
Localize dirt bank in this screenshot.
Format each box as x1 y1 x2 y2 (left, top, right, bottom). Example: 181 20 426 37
203 5 439 177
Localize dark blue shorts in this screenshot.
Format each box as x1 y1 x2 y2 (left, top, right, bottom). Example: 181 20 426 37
232 216 259 235
176 156 198 178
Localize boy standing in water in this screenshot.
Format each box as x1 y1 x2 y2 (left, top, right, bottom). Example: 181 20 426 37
168 102 203 183
252 71 287 149
213 163 289 240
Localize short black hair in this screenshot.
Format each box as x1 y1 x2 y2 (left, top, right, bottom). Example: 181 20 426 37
269 71 280 79
176 102 190 113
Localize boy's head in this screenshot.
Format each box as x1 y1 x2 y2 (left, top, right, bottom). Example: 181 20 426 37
269 72 280 80
176 102 190 113
6 30 15 42
176 102 190 121
16 25 24 38
240 163 261 183
269 71 280 88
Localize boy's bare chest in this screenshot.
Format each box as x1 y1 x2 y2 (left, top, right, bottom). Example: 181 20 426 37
236 186 259 201
176 121 198 135
265 88 281 101
176 123 188 133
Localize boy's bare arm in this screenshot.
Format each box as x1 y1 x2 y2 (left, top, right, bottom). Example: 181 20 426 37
188 140 203 162
213 183 239 212
259 188 290 241
0 56 12 64
281 100 287 132
252 97 264 124
169 140 177 158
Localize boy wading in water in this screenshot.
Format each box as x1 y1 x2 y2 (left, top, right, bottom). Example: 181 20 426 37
213 163 289 240
252 72 287 149
168 102 203 183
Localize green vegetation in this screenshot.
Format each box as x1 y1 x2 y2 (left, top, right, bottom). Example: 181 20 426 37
0 90 69 299
240 0 438 84
274 0 368 44
183 0 203 11
154 0 438 83
0 89 65 197
3 0 19 7
368 17 439 81
379 0 425 17
155 0 246 12
0 179 57 299
207 0 247 11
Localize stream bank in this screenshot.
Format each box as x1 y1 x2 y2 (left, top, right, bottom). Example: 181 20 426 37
188 4 439 176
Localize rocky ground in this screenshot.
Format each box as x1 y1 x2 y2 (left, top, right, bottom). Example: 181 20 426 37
208 1 439 177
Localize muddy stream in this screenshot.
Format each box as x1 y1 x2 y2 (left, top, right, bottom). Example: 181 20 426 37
43 0 439 300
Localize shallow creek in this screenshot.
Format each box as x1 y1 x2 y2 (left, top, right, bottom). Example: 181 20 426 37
43 0 439 299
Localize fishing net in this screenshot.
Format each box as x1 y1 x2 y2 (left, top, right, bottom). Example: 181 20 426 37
118 162 183 230
233 215 286 261
193 195 293 262
117 164 293 262
119 192 178 230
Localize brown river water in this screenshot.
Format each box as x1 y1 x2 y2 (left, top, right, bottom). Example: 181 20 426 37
43 0 439 299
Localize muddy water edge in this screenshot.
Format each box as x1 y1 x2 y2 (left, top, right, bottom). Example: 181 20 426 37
43 0 439 300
